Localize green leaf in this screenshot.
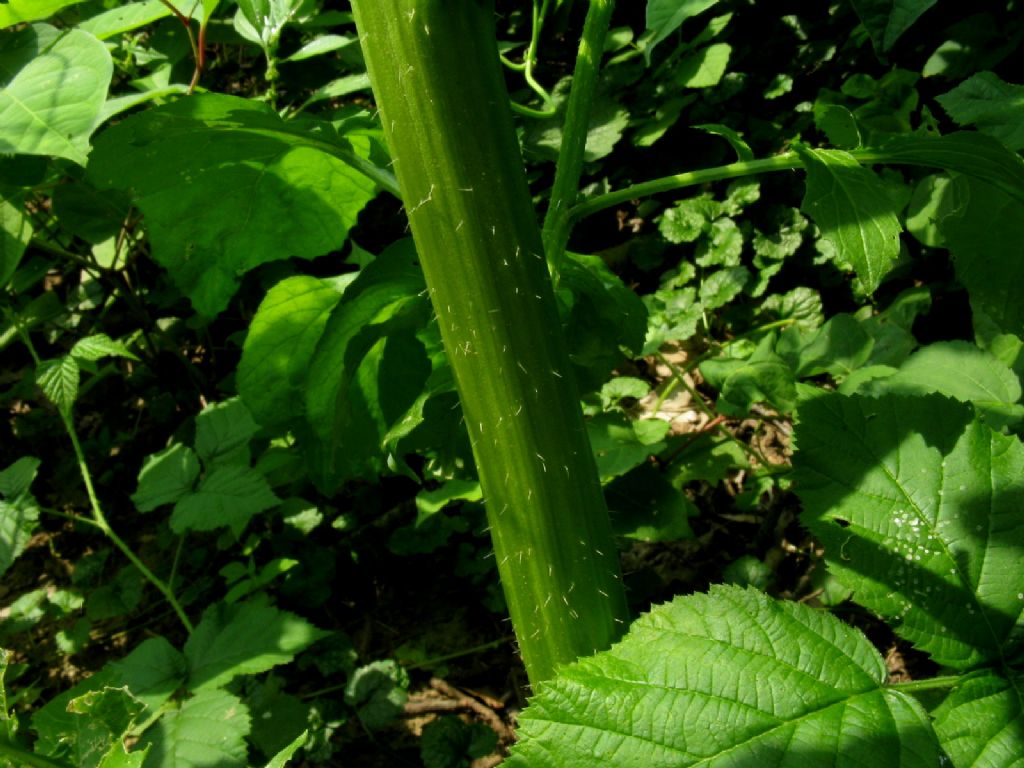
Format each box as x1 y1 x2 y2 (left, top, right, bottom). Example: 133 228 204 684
790 313 875 378
36 355 79 415
797 146 902 294
78 1 174 40
932 669 1024 767
0 0 87 26
263 730 308 768
87 94 381 317
867 132 1024 207
194 398 259 467
848 0 937 53
701 334 796 416
51 181 132 246
644 0 720 60
793 392 1024 669
0 456 40 499
238 276 350 430
64 687 146 768
170 465 279 534
939 176 1024 337
587 413 668 482
857 341 1023 425
0 25 112 165
606 464 695 542
139 689 250 768
236 0 303 49
303 240 429 489
108 637 187 716
184 599 328 691
508 585 939 767
936 71 1024 152
344 660 409 731
131 444 200 512
659 199 708 244
675 42 731 88
0 497 39 579
699 266 748 310
525 78 629 163
71 334 137 362
0 196 31 289
695 218 743 267
694 123 753 161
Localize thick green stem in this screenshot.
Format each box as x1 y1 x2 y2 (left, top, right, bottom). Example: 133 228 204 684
351 0 628 685
541 0 616 276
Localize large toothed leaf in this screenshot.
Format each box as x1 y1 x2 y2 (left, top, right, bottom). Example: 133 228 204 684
0 25 112 165
937 72 1024 152
793 391 1024 669
508 585 939 767
932 669 1024 768
797 146 902 294
87 94 382 317
138 689 250 768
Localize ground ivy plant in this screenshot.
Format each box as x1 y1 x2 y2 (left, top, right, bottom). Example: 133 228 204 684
1 0 1022 765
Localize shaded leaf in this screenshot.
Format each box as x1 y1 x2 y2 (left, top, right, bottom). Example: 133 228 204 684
108 637 188 716
508 585 939 767
139 689 250 768
793 392 1024 669
131 444 200 512
184 599 328 691
194 398 259 467
344 660 409 731
0 196 31 288
932 669 1024 768
587 412 668 481
675 42 731 88
606 464 695 542
170 465 279 534
644 0 720 59
937 71 1024 151
849 0 937 53
701 334 796 416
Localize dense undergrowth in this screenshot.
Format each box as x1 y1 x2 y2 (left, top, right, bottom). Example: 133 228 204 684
1 0 1023 766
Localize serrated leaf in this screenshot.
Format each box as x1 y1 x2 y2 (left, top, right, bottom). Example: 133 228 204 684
0 25 112 165
695 218 743 267
170 465 279 534
938 175 1024 337
797 146 902 294
108 637 187 716
139 689 250 768
699 266 748 310
508 585 939 767
701 334 796 416
132 444 200 512
644 0 720 59
184 599 328 691
87 94 380 317
263 730 308 768
587 412 668 481
238 276 348 430
0 499 39 579
194 398 259 467
937 72 1024 152
64 687 145 768
932 669 1024 768
71 334 137 362
849 0 937 53
793 392 1024 669
344 660 409 731
858 341 1022 422
36 355 79 414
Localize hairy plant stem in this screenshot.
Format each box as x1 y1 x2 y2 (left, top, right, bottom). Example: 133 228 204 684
352 0 628 685
541 0 616 277
16 329 194 634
